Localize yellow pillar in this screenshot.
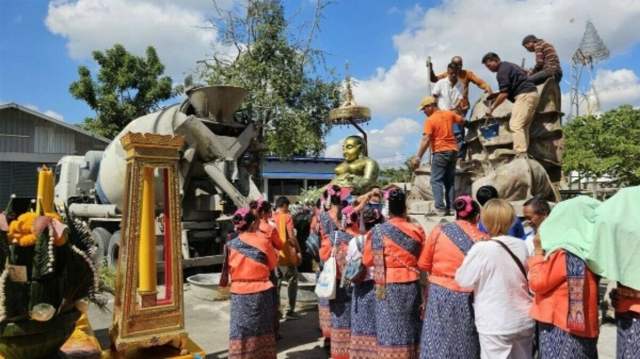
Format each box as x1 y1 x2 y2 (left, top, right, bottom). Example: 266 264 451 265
138 167 157 300
36 165 54 214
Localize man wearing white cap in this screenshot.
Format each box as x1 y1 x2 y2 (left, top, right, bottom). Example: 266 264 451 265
409 96 463 215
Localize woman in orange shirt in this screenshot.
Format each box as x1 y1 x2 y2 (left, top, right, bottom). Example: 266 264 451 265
418 195 488 359
319 185 353 359
254 200 282 339
528 236 599 358
363 188 425 358
224 208 278 359
348 204 383 359
611 284 640 358
316 189 339 348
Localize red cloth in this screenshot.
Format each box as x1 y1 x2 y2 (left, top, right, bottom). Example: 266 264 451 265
528 250 599 338
362 217 425 284
616 285 640 315
418 220 489 292
228 232 278 294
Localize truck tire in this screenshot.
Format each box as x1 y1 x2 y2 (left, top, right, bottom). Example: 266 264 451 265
107 231 121 269
91 227 111 263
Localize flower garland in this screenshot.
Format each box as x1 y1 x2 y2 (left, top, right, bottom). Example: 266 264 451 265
0 269 8 323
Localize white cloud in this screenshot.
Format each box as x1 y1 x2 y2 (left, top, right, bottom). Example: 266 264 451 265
592 68 640 109
45 0 237 81
22 104 65 121
353 0 640 119
325 117 421 168
562 68 640 117
44 110 65 121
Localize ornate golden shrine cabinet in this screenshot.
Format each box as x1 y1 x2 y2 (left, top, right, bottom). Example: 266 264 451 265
110 133 201 357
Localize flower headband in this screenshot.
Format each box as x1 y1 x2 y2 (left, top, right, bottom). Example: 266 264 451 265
233 207 251 230
341 205 357 225
456 195 474 218
327 185 352 201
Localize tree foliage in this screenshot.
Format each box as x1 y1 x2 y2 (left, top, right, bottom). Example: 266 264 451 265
564 105 640 185
379 166 413 186
69 44 173 139
202 0 340 157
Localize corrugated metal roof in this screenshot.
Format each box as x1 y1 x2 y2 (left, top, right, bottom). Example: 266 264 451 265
263 156 342 163
263 172 335 180
0 103 110 144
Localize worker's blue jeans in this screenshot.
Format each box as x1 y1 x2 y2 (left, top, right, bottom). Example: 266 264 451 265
431 151 457 211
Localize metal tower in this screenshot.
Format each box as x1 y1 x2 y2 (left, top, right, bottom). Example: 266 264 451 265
568 20 610 119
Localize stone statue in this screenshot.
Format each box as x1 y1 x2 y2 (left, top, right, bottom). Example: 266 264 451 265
332 135 379 194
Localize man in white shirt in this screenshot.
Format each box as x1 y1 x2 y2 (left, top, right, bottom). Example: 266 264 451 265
432 63 464 112
432 62 466 160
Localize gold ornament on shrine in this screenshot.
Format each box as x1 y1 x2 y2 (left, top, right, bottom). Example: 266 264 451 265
328 63 372 154
109 132 203 357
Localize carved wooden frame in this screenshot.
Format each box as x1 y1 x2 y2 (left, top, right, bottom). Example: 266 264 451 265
110 132 188 355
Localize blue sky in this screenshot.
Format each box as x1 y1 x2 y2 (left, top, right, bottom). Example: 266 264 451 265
2 0 639 166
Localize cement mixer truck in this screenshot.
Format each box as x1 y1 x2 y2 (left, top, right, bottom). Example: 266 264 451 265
54 85 262 269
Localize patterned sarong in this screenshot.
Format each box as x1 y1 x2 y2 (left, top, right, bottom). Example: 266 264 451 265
566 252 587 332
229 290 277 359
538 323 597 359
419 283 479 359
617 312 640 359
350 280 377 359
330 284 352 359
318 296 331 338
372 222 421 299
376 281 422 359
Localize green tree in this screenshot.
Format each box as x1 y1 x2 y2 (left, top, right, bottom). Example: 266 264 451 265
379 166 412 186
564 105 640 185
202 0 340 157
70 44 173 139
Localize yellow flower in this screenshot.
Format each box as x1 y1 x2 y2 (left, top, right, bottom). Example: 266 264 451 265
6 212 66 247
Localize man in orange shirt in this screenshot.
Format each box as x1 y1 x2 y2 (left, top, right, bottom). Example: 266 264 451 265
273 196 302 319
409 96 463 215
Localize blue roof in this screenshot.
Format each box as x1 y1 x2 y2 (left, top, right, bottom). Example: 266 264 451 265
263 156 342 163
262 172 335 180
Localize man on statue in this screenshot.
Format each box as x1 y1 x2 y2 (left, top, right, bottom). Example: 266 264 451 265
409 96 463 215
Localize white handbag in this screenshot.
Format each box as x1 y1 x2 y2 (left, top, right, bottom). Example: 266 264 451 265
315 246 337 300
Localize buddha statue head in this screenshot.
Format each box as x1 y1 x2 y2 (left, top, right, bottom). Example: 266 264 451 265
343 135 366 163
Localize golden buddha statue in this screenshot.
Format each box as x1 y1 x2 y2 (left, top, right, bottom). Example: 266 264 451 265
332 135 379 194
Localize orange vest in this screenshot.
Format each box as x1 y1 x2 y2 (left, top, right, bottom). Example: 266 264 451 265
228 232 277 294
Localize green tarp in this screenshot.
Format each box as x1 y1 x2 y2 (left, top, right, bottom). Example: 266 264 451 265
539 186 640 290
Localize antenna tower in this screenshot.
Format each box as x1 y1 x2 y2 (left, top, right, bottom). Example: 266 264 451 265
568 20 610 120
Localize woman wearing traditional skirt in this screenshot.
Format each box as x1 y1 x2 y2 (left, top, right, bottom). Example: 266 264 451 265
418 195 488 359
363 188 424 358
225 208 278 359
528 234 600 358
347 201 384 359
456 199 535 359
319 185 353 359
254 200 282 339
611 284 640 359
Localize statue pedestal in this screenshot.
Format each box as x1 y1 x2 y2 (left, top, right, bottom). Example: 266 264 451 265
101 337 205 359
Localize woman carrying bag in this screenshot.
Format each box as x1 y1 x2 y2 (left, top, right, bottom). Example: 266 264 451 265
317 185 353 359
455 199 535 359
